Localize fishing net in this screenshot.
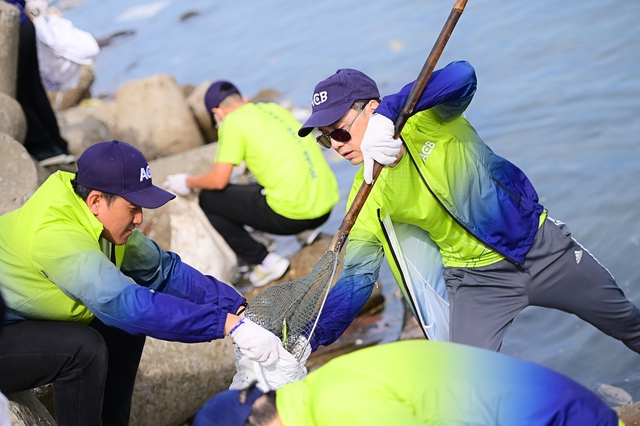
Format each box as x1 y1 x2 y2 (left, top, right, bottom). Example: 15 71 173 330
244 166 377 362
245 250 339 361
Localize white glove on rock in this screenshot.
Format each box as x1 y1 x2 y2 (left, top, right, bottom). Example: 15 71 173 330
163 173 191 196
361 113 403 184
230 318 280 366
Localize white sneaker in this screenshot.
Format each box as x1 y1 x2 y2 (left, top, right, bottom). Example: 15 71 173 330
38 153 76 167
249 253 290 287
295 227 322 247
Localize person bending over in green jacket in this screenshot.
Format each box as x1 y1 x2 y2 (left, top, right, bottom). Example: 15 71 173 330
193 340 623 426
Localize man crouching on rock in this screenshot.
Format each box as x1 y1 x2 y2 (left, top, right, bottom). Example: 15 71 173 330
0 140 281 426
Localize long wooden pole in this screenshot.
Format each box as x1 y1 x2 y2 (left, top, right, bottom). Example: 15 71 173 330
330 0 469 254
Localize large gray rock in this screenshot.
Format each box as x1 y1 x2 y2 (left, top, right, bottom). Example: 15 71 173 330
0 2 19 97
0 133 38 215
57 98 118 140
164 195 237 283
8 391 56 426
130 338 236 426
47 64 95 111
187 80 217 143
60 117 114 157
0 92 26 143
115 74 205 160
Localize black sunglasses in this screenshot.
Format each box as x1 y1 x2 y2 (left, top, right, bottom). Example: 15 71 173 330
316 106 365 149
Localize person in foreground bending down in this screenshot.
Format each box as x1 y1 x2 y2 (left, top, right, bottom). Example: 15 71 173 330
0 140 282 425
193 340 624 426
297 61 640 355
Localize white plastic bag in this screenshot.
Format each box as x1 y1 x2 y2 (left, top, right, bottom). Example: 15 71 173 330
32 13 100 91
229 344 307 392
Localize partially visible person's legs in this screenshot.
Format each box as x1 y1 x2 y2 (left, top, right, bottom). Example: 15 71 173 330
199 184 329 262
447 216 640 354
199 183 329 286
525 217 640 353
444 260 528 351
199 184 271 265
89 319 146 426
15 19 74 166
0 320 108 425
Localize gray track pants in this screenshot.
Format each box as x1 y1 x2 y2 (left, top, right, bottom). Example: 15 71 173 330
444 217 640 353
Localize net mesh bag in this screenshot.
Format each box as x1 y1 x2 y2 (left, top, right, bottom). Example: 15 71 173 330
245 250 339 360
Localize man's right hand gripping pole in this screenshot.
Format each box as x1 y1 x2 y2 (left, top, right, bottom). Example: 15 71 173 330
361 114 403 184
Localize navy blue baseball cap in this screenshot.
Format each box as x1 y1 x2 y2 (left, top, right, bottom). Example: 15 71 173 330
76 140 175 209
193 385 264 426
298 68 380 137
204 81 241 112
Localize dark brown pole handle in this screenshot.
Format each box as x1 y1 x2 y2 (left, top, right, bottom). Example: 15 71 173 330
394 0 468 138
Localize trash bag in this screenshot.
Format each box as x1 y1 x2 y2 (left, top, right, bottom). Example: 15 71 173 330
32 12 100 91
229 343 307 392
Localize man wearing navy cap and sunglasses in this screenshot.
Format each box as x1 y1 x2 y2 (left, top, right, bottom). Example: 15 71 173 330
297 62 640 360
0 140 283 425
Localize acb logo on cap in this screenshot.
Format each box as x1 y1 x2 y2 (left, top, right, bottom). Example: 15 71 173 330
312 91 328 106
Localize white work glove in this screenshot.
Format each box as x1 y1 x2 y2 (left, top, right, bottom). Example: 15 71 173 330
230 317 281 366
163 173 191 196
361 113 403 184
